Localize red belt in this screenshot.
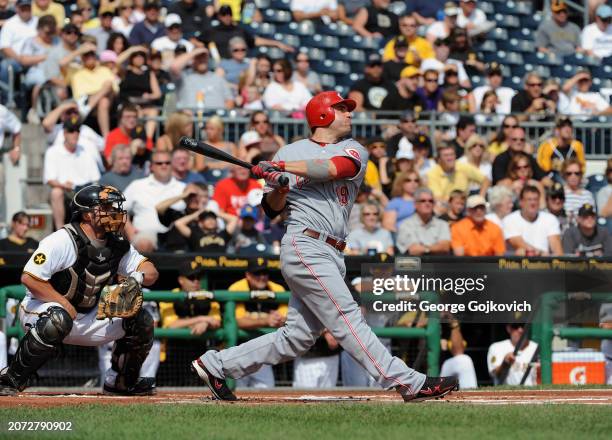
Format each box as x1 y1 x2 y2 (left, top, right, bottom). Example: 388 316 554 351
303 228 346 252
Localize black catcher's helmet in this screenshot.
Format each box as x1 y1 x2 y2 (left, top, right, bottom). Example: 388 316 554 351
71 184 127 233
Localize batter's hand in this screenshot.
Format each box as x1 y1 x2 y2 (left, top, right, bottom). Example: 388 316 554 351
264 171 290 193
252 161 285 178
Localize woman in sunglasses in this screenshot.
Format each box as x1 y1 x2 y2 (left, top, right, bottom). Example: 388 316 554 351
237 111 285 160
457 134 492 194
382 171 420 232
562 158 595 221
487 115 520 160
262 59 312 112
497 152 545 208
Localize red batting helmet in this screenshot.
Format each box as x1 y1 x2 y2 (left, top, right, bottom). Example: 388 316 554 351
305 91 356 129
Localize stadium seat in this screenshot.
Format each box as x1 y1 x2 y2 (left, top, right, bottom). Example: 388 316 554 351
503 76 523 89
494 1 532 15
342 35 381 50
312 59 351 76
522 64 552 79
497 38 535 53
334 47 367 63
320 73 336 89
317 21 356 38
520 13 543 30
551 64 579 79
494 14 520 28
302 35 340 50
255 0 271 8
270 0 291 10
389 1 406 16
592 64 612 79
248 22 276 37
298 46 327 61
479 1 495 14
279 20 315 36
475 40 497 52
273 33 301 48
508 28 533 40
471 75 484 88
563 53 601 68
523 51 562 66
256 46 286 60
587 174 607 198
487 28 508 41
263 9 292 23
483 51 523 66
337 72 362 87
593 78 612 89
334 85 349 96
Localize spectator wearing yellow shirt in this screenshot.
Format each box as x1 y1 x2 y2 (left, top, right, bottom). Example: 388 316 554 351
229 259 287 387
159 261 221 335
536 116 586 175
33 0 65 26
426 143 489 209
67 43 117 136
383 15 434 67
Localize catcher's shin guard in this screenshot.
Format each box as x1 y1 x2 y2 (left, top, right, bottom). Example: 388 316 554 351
110 308 154 390
1 306 73 393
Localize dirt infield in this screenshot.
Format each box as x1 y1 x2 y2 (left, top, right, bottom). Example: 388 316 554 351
1 388 612 407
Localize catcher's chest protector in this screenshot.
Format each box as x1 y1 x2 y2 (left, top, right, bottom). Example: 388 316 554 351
50 223 130 313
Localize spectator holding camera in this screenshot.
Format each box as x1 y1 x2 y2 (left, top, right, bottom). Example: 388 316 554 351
562 69 612 117
510 73 556 121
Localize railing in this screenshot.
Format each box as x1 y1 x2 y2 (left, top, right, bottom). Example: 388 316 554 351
534 291 612 384
143 111 612 159
0 285 442 383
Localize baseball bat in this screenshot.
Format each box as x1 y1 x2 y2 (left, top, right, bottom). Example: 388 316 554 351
178 136 289 186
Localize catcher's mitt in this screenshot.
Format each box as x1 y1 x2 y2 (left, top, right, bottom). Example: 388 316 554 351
96 277 143 320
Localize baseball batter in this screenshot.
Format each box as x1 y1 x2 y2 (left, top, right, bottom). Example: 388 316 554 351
192 91 459 401
0 185 159 396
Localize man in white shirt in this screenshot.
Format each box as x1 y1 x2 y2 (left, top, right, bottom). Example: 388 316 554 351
562 69 612 117
426 2 459 43
43 116 102 230
123 149 186 252
582 4 612 59
0 0 38 87
502 185 563 256
151 13 194 57
487 323 538 386
468 62 516 115
456 0 495 37
291 0 338 22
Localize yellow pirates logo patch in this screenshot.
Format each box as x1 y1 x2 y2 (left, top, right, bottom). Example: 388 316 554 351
33 253 47 265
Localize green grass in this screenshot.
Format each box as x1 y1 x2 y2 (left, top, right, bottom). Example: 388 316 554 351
1 403 611 440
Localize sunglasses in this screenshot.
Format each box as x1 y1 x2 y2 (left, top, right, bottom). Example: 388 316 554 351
254 119 269 124
363 212 379 216
509 323 525 329
425 78 438 83
503 124 518 128
510 137 525 142
404 178 419 183
515 164 530 170
565 171 581 176
527 82 543 87
549 195 565 201
446 71 458 76
65 128 80 133
369 144 386 149
232 48 247 52
186 275 201 281
297 58 309 62
471 144 485 149
154 161 171 166
417 199 434 204
273 68 285 73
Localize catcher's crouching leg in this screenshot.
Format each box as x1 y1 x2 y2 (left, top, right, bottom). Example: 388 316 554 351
0 306 73 396
104 308 155 396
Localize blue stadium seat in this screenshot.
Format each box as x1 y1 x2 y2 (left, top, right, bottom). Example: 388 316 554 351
479 1 495 14
337 72 363 88
317 21 356 38
523 51 563 66
475 40 497 52
520 14 543 30
483 51 523 66
508 28 533 40
270 0 291 10
273 33 301 48
302 34 340 50
256 46 286 60
487 28 509 41
319 74 337 89
593 78 612 89
334 85 349 96
471 75 484 88
592 64 612 79
298 46 327 61
279 20 316 36
389 1 406 16
312 59 351 76
563 53 601 68
504 76 523 89
248 22 276 37
494 14 520 28
341 35 381 50
587 174 607 199
514 64 551 79
497 38 535 53
552 64 580 79
263 9 292 23
349 62 366 73
334 47 367 63
494 1 532 15
255 0 271 8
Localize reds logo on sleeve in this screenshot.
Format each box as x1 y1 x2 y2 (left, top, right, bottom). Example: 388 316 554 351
344 148 361 161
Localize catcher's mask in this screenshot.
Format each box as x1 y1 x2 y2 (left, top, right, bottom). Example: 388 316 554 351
71 185 128 233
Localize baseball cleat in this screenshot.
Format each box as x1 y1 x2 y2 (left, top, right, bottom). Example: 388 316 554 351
103 377 156 396
403 376 459 402
191 358 237 401
0 374 18 396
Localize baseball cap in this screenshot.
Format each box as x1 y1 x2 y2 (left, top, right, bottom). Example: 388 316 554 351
400 66 421 78
198 210 218 221
400 110 416 122
179 260 202 278
444 2 460 16
555 116 573 128
131 125 147 141
63 115 82 132
240 205 259 221
395 35 409 49
546 182 565 199
100 50 118 63
218 5 233 16
466 195 486 209
413 134 431 150
366 53 383 66
551 0 567 12
434 37 450 47
144 1 161 10
596 4 612 19
100 7 115 17
487 61 503 75
15 0 32 6
247 258 269 274
165 13 182 28
242 130 262 149
578 203 596 217
396 150 413 160
62 23 80 35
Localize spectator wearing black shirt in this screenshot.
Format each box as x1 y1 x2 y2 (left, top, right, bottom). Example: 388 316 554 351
380 66 425 112
510 72 556 121
448 27 484 76
175 210 235 253
450 115 476 159
208 5 292 60
348 54 397 111
0 211 38 252
352 0 399 39
438 190 466 226
492 126 547 185
382 35 409 82
562 203 612 256
228 205 268 255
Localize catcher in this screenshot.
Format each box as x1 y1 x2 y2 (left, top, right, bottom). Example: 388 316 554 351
0 185 159 396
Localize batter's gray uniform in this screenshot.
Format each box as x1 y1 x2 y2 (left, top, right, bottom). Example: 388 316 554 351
200 138 426 397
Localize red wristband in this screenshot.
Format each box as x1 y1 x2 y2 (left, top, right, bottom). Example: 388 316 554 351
277 161 286 171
